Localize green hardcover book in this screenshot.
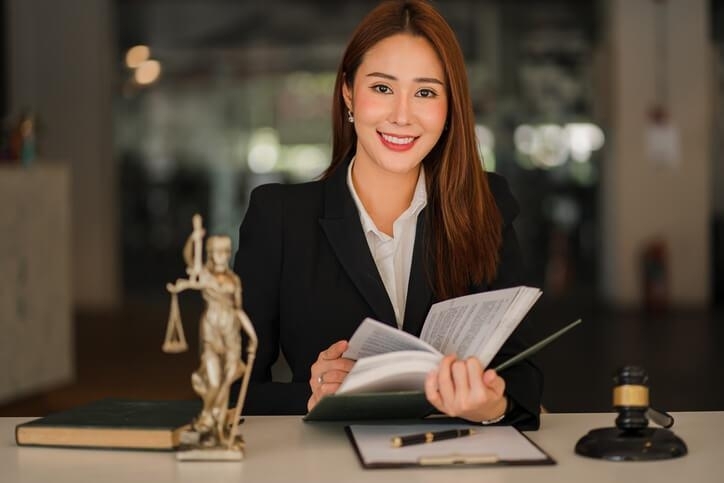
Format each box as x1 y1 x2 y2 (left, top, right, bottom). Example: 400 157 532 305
15 399 201 451
304 391 433 421
304 317 582 422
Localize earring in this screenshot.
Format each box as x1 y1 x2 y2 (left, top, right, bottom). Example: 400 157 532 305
347 109 354 123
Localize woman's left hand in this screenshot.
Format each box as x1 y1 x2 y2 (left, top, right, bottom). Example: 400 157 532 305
307 340 355 412
424 354 507 423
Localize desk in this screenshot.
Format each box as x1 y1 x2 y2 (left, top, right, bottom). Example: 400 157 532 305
2 413 721 482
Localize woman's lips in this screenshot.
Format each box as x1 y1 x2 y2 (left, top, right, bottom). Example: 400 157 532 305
378 132 418 152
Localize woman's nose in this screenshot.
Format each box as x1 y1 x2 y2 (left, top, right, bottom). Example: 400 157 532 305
388 95 411 126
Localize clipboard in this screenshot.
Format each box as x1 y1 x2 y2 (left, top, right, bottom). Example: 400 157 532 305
345 423 556 468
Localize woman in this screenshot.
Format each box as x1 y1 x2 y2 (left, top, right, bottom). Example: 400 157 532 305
234 0 542 428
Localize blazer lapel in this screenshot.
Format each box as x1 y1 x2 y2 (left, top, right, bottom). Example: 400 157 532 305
402 211 434 336
318 162 397 327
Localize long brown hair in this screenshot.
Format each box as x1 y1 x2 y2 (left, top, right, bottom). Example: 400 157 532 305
323 0 502 300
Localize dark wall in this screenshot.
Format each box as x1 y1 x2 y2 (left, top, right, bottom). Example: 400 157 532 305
714 0 724 43
1 0 6 119
713 0 724 306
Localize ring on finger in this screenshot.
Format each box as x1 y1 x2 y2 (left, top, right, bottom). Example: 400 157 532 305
317 372 325 385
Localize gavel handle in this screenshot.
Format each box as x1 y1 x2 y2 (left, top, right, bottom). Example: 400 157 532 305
647 407 674 428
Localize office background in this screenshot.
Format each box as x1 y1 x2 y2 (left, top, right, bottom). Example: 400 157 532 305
1 0 723 415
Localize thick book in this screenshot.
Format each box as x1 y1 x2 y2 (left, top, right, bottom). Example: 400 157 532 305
304 286 541 421
15 398 201 450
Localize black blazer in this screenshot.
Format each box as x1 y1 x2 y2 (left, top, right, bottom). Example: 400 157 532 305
233 160 542 429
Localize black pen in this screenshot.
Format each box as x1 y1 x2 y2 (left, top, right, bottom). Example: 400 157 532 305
391 428 475 448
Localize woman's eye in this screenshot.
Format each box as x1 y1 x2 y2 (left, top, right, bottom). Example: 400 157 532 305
417 88 437 98
373 85 391 94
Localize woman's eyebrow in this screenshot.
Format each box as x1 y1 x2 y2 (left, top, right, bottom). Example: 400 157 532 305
366 71 444 86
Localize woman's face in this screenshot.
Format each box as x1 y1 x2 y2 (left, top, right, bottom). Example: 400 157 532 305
343 33 448 178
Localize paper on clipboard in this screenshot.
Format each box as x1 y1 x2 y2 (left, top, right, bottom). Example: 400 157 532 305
346 424 555 468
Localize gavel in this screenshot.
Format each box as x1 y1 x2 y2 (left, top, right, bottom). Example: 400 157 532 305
613 365 673 430
575 365 687 461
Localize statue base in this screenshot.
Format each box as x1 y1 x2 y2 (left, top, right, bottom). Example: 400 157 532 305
176 447 244 461
175 429 245 461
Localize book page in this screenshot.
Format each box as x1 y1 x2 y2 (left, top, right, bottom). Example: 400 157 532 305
337 351 442 394
419 287 541 366
473 289 541 365
343 318 441 360
420 288 520 360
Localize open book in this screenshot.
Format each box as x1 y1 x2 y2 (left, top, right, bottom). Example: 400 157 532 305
336 286 542 395
304 286 541 421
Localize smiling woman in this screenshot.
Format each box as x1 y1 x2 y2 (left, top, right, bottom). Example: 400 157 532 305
233 0 543 429
343 34 447 177
341 34 448 237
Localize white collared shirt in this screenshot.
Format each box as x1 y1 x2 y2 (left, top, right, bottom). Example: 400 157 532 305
347 160 427 329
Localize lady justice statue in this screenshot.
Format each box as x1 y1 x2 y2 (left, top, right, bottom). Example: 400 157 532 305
163 214 257 461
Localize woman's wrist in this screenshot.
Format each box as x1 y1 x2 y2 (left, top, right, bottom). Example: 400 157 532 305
480 396 511 425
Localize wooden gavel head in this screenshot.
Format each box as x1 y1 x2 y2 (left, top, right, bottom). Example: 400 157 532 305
612 366 650 431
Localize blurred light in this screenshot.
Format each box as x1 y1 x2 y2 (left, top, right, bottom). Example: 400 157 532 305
475 124 495 150
282 144 330 180
514 122 605 170
480 146 497 172
125 45 150 68
565 123 605 163
475 124 496 172
514 125 538 155
134 60 162 85
537 124 568 168
248 128 280 174
285 145 327 170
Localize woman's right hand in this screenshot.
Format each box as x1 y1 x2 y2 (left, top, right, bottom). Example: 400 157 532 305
307 340 355 411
